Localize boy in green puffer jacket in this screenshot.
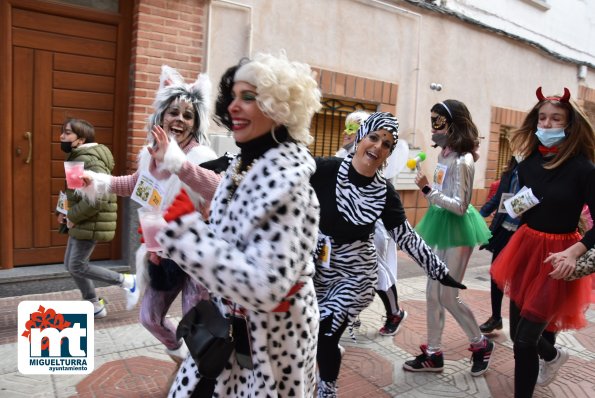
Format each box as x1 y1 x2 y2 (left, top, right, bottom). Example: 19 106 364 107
57 118 138 318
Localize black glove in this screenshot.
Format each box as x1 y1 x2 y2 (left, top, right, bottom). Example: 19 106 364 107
200 153 235 173
439 273 467 289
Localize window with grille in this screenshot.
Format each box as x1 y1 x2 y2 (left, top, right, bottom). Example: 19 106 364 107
309 98 377 157
497 125 513 178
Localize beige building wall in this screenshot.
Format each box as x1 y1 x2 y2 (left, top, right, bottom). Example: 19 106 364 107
206 0 595 222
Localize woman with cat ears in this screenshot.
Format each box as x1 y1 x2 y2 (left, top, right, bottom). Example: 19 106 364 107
81 65 221 364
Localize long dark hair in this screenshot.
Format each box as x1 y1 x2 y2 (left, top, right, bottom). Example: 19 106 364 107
431 99 479 155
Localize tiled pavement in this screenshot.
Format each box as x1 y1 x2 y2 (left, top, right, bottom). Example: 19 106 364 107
0 250 593 397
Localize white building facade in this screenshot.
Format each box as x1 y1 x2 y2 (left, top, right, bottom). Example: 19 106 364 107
205 0 594 223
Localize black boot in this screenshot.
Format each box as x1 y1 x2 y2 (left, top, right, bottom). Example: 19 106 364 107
479 316 503 334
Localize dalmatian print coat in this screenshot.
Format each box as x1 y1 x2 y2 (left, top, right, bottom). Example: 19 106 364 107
158 142 321 398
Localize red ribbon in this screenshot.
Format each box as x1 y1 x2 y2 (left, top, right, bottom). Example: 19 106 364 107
272 282 305 312
21 305 72 350
538 145 559 156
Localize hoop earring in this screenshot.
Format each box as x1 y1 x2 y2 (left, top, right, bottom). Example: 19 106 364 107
271 126 281 144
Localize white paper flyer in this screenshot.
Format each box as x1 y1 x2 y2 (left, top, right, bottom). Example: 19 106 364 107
503 186 540 218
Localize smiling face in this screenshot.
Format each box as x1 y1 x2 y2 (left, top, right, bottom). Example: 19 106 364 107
228 81 276 143
537 102 568 129
162 98 196 146
352 129 394 177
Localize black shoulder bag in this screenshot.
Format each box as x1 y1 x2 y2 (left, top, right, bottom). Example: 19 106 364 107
176 300 235 397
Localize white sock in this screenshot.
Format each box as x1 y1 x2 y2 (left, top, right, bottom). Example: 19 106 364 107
471 335 486 349
121 274 134 290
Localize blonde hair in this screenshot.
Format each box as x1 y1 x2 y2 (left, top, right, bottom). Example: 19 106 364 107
234 52 322 145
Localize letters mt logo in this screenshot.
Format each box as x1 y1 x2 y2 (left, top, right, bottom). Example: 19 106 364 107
18 301 94 374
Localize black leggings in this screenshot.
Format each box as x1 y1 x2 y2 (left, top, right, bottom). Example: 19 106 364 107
489 251 505 319
509 301 558 398
317 316 349 382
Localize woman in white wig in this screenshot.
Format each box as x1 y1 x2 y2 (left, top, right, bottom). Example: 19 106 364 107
81 65 221 363
157 52 322 397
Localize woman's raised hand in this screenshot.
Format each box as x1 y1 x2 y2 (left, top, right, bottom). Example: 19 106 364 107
148 124 169 162
414 171 429 190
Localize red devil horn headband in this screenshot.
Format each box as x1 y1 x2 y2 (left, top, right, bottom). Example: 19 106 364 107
536 86 571 103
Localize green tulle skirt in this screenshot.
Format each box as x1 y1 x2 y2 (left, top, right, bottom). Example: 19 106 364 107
415 204 491 249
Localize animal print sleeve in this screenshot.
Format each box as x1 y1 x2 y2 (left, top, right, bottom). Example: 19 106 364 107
388 220 449 280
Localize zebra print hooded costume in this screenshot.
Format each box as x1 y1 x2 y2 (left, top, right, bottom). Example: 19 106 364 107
311 112 450 337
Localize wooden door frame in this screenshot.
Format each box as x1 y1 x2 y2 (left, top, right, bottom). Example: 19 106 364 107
0 0 132 268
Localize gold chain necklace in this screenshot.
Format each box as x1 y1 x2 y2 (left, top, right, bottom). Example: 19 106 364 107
231 157 255 187
228 157 256 202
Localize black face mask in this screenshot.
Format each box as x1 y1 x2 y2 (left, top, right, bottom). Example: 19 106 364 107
431 132 449 148
60 141 74 153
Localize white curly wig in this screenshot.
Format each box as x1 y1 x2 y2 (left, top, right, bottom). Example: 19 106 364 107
148 65 212 146
234 52 322 145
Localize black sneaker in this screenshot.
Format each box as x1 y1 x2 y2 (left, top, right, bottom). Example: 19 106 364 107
469 339 495 376
479 316 503 334
379 310 408 336
403 345 444 372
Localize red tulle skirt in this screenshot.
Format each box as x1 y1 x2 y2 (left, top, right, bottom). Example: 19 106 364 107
491 224 591 332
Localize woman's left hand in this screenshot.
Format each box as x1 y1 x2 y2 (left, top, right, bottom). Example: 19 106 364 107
545 250 577 279
439 273 467 289
414 171 429 190
148 124 169 162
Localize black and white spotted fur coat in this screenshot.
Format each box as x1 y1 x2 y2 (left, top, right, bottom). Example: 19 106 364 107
158 142 321 398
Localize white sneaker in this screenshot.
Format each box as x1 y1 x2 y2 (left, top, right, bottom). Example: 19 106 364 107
93 298 107 319
166 342 188 365
122 274 140 310
537 346 569 386
317 380 337 398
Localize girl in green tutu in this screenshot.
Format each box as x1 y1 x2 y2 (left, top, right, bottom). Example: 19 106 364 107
403 100 493 376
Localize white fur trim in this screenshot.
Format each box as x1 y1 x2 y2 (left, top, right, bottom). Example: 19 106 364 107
161 139 187 173
77 170 112 204
135 244 151 295
161 141 218 174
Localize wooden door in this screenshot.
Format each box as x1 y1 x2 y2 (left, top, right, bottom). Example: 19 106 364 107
4 1 131 267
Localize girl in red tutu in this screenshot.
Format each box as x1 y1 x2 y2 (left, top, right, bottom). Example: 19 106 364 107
491 87 595 397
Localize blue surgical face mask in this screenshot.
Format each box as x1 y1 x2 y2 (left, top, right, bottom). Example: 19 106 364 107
535 127 566 148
